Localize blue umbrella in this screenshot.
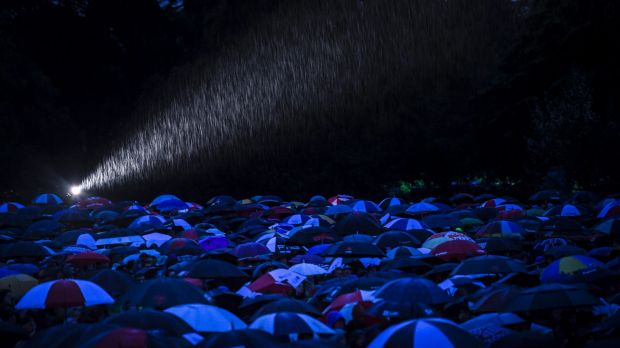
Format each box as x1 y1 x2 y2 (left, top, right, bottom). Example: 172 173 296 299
32 193 63 205
348 200 382 213
373 277 449 305
156 199 190 212
369 318 482 348
149 194 181 207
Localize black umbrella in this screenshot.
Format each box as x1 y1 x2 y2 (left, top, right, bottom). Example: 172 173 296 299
22 324 118 348
22 219 65 239
422 215 463 229
373 231 420 250
367 300 432 320
481 238 522 254
451 255 528 276
0 213 30 228
323 242 384 257
545 245 587 259
101 246 140 262
252 261 289 279
373 277 449 305
380 257 432 274
286 226 340 246
0 241 53 259
333 212 383 236
0 320 29 347
503 283 600 312
89 269 136 297
238 294 287 316
490 332 556 348
55 229 95 245
250 298 320 321
121 278 208 309
200 329 280 348
103 310 193 337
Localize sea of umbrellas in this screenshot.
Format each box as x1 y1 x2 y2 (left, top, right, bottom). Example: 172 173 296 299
1 191 620 347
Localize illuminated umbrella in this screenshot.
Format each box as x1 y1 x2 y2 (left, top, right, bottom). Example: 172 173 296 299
248 269 306 295
597 201 620 219
369 318 482 348
544 204 584 217
0 273 38 298
128 215 166 231
15 279 114 309
480 199 506 208
540 255 604 283
594 218 620 237
322 290 374 314
165 303 247 332
380 197 407 210
160 238 203 256
406 203 439 215
199 236 231 251
156 199 190 213
149 194 181 207
325 205 354 216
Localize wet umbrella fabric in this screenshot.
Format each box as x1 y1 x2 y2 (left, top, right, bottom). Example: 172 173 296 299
89 269 135 297
200 329 280 348
540 255 604 283
165 303 247 332
15 279 114 309
451 256 527 275
187 259 247 279
368 318 482 348
373 277 449 305
503 284 600 312
121 278 208 309
250 312 335 337
103 310 194 337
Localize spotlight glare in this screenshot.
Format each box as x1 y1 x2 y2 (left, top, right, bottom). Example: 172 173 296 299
70 185 82 195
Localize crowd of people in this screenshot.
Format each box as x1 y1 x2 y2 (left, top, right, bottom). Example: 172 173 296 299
1 191 619 347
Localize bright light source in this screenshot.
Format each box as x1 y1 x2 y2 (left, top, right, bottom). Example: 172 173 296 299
70 185 82 195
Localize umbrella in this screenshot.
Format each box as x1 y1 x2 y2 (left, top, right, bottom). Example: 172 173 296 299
89 269 135 297
200 329 280 348
468 286 521 313
462 312 524 331
199 236 231 251
421 232 473 250
406 203 439 215
251 299 321 321
287 226 340 245
232 242 271 259
23 219 65 239
503 283 600 312
481 238 521 254
480 199 507 208
540 255 604 283
373 277 449 305
380 258 432 274
78 327 172 348
325 205 354 216
380 198 407 210
290 254 324 264
128 215 166 231
142 232 172 247
4 263 39 275
384 218 426 231
476 221 524 238
333 212 383 235
0 273 38 298
594 218 620 237
188 259 248 280
322 289 374 314
422 215 463 229
1 241 54 260
53 209 93 226
160 238 203 256
289 263 328 276
103 309 194 337
597 202 620 219
373 231 420 250
250 312 335 337
66 251 110 266
15 279 114 309
157 199 190 213
368 317 482 348
32 193 63 205
165 303 247 332
451 256 527 275
431 240 485 261
248 269 306 295
121 278 208 309
544 204 584 217
328 194 354 206
150 194 181 207
0 202 24 213
386 246 425 259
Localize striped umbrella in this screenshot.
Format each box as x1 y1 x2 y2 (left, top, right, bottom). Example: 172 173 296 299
369 318 482 348
380 197 407 210
349 200 383 213
540 255 604 283
0 202 24 213
597 201 620 219
165 303 247 332
328 194 354 206
480 199 506 208
15 279 114 309
421 232 473 250
250 312 335 337
32 193 63 205
475 221 524 238
544 204 584 217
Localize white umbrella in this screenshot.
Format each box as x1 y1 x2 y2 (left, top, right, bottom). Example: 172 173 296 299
461 312 524 330
250 312 335 337
165 303 247 332
289 263 328 276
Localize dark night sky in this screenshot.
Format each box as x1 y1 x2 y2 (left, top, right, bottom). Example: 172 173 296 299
1 0 620 202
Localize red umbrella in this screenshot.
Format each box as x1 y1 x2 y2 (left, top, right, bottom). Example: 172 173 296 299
77 197 112 210
67 252 111 266
248 273 294 295
322 290 374 315
432 240 485 261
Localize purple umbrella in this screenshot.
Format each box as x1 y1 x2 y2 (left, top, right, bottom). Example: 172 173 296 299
233 242 271 259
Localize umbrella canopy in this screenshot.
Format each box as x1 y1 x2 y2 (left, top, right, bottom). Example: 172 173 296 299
594 218 620 237
349 200 382 213
334 212 383 235
373 231 420 250
121 278 208 309
232 242 271 259
165 303 247 332
368 300 433 321
369 318 482 348
1 241 54 259
322 289 374 314
128 215 166 231
544 204 584 217
384 218 426 231
406 203 439 215
422 232 473 250
32 193 63 205
0 202 24 213
461 313 524 330
468 286 521 313
380 198 407 210
66 251 110 266
103 309 194 337
248 269 306 295
422 215 463 230
287 226 340 245
149 194 181 207
476 221 524 238
540 255 604 283
160 238 203 256
200 329 280 348
597 202 620 219
24 220 65 239
503 283 600 312
328 194 354 206
323 242 385 258
451 255 527 275
199 236 231 251
89 269 136 297
250 312 335 337
386 246 425 259
15 279 114 309
0 273 38 299
431 240 486 261
289 263 328 276
79 327 171 348
373 277 449 305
